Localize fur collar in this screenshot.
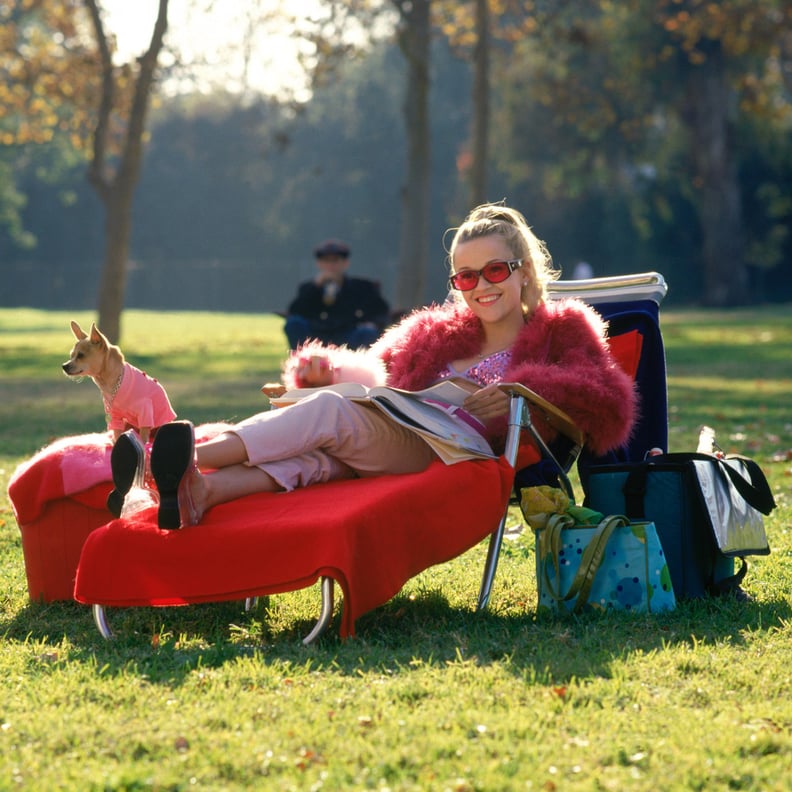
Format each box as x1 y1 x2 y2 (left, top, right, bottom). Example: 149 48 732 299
376 300 596 391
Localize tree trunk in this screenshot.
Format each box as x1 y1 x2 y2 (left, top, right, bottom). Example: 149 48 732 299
470 0 490 206
685 39 748 306
394 0 432 311
96 192 135 341
85 0 169 342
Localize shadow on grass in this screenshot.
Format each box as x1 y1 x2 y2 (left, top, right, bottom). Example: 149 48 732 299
3 585 791 687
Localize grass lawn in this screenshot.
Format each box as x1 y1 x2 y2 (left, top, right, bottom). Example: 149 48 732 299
1 306 791 791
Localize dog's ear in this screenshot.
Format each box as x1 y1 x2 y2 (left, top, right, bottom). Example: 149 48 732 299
70 320 87 340
89 323 109 349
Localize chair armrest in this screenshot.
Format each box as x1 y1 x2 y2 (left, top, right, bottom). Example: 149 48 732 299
498 383 585 448
547 271 668 305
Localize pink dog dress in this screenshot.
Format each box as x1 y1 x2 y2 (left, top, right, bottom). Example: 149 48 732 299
104 363 176 434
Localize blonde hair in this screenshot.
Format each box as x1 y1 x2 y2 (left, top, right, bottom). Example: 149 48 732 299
446 202 558 314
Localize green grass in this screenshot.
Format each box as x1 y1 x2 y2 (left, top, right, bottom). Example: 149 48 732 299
1 306 791 791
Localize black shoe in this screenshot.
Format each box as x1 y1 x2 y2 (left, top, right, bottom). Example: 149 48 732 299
150 421 195 530
107 430 146 517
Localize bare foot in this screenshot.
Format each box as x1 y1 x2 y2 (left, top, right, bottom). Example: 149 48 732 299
187 468 209 522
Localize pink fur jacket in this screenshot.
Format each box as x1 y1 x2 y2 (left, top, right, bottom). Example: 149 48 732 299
282 299 637 456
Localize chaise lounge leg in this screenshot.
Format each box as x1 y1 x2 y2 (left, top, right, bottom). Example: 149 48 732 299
91 577 335 644
302 576 334 645
93 604 114 639
246 578 334 643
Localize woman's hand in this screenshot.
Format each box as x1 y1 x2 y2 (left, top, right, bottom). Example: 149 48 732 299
295 355 335 388
462 383 509 422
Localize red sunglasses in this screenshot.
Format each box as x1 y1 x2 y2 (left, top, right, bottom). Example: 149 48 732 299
448 259 523 292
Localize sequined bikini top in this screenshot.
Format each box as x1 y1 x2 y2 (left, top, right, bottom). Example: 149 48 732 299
438 349 512 387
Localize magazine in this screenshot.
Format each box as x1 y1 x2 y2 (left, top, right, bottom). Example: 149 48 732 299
268 378 496 464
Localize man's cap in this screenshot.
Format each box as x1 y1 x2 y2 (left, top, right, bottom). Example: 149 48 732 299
314 239 350 258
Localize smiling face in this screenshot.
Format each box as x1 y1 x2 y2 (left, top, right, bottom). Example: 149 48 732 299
450 234 528 327
446 203 554 316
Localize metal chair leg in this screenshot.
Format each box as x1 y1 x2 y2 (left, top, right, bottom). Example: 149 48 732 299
93 604 114 639
477 394 527 611
92 578 335 644
247 578 335 644
477 512 509 611
302 577 334 645
478 388 583 610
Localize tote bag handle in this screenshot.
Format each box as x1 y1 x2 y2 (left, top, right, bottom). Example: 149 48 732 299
539 514 629 613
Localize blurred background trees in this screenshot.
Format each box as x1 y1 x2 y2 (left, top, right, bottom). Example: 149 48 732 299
2 0 792 336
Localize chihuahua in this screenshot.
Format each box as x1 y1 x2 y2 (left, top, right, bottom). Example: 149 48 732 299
62 321 176 442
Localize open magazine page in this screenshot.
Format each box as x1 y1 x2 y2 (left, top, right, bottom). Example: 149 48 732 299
362 394 495 463
376 378 479 407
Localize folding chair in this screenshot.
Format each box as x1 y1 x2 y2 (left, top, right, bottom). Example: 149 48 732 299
551 272 669 486
476 271 669 610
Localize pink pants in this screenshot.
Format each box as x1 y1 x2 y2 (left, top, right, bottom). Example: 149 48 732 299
231 390 437 491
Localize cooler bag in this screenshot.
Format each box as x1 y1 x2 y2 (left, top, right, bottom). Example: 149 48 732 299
584 453 774 599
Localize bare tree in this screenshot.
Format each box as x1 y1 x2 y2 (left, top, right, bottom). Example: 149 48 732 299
434 0 499 210
682 39 746 306
392 0 432 310
469 0 490 206
85 0 169 341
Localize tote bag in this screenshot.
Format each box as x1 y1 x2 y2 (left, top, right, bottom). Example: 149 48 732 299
536 513 676 614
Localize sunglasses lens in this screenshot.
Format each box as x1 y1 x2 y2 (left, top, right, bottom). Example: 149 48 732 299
482 261 511 283
450 271 479 291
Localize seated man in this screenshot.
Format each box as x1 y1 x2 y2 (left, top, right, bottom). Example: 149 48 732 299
284 239 391 349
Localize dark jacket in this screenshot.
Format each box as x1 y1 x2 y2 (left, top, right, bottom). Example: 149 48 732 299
287 276 390 332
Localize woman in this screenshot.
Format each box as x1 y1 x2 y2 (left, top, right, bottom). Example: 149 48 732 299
115 203 637 529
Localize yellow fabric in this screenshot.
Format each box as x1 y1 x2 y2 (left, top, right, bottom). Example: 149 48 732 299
519 486 570 530
520 485 603 530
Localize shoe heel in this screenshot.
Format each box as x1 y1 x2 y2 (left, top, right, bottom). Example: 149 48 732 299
107 431 146 518
150 421 195 530
158 498 181 529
